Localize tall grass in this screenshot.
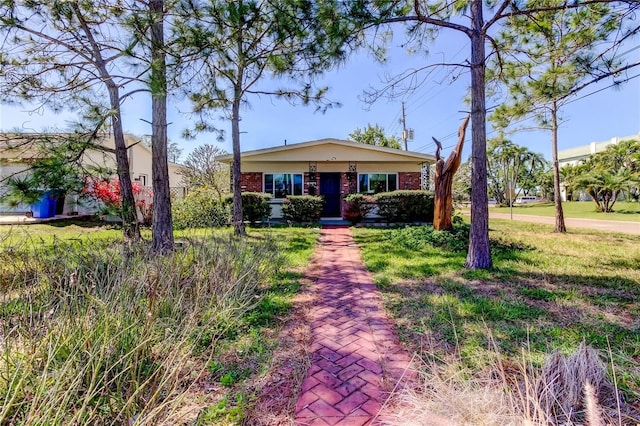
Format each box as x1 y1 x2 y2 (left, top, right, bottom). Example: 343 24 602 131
0 233 281 425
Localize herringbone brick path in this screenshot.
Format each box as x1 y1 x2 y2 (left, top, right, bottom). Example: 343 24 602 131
294 226 413 426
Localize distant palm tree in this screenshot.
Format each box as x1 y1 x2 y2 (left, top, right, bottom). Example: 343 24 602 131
560 164 580 201
576 164 631 212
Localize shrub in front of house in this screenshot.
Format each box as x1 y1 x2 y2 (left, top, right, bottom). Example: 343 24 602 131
282 195 323 223
375 190 434 222
393 218 470 252
173 187 230 229
224 192 272 223
344 193 377 224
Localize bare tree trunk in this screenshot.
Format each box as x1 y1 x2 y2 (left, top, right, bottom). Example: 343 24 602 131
107 85 141 243
465 0 492 270
434 115 469 231
150 0 174 253
231 86 245 236
551 102 566 233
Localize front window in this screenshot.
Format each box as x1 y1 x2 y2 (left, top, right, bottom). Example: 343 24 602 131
358 173 397 193
264 173 303 198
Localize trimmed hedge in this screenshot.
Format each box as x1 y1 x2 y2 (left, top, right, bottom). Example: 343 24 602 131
375 190 434 222
282 195 323 223
172 187 230 230
224 192 272 223
343 193 376 224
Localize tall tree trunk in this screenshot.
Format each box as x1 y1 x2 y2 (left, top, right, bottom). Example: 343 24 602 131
465 0 492 270
72 3 140 243
231 7 246 237
551 102 566 233
150 0 174 253
107 85 141 243
433 115 469 231
231 86 245 236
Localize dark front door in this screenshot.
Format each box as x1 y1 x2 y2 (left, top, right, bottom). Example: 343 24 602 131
320 173 341 217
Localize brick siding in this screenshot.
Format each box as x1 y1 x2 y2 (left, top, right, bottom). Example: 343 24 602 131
304 172 320 195
239 172 263 192
398 172 422 190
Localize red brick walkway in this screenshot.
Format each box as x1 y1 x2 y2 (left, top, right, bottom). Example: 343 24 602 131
294 226 414 426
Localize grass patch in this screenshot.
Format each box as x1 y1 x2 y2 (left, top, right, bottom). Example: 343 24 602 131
353 220 640 421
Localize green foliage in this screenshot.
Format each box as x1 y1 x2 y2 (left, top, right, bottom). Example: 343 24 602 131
375 190 434 222
281 195 323 223
343 193 377 224
198 393 248 424
0 175 43 208
490 2 622 130
569 139 640 212
348 123 402 149
486 137 548 206
172 187 230 230
224 192 271 223
393 218 470 252
29 136 88 194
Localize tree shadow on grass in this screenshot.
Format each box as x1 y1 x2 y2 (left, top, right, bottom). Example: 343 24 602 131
45 216 108 228
381 270 640 396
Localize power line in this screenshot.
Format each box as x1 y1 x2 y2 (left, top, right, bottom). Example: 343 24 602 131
565 72 640 105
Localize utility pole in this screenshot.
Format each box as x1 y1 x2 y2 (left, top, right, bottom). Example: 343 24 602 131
401 101 413 151
401 101 407 151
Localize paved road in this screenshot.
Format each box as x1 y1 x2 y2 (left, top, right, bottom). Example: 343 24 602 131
484 212 640 235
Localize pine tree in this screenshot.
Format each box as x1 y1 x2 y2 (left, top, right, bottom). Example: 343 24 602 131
0 0 143 242
489 0 635 233
173 0 359 235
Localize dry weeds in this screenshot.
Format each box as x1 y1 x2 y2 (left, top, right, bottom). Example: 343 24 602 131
380 341 639 426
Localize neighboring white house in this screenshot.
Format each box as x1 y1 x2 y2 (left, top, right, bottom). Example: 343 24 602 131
557 132 640 201
0 132 187 215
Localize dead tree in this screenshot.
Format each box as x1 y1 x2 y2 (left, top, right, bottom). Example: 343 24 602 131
433 115 470 231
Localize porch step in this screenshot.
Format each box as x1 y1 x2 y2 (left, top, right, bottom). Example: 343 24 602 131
319 218 350 226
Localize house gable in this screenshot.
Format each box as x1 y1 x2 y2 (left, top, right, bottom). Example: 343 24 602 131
216 138 435 164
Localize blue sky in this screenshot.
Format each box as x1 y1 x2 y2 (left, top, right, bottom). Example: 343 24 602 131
1 28 639 163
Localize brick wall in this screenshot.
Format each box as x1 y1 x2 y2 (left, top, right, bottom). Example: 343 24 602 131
398 172 422 190
239 172 263 192
304 172 319 195
340 172 358 217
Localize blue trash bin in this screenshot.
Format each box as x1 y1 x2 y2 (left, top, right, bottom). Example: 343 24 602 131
46 191 57 217
31 194 53 218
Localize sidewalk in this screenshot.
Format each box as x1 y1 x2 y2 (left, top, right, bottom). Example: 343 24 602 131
0 213 91 225
294 226 414 426
485 212 640 235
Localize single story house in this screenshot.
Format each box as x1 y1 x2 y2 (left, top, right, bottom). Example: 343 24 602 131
216 138 435 219
0 132 187 215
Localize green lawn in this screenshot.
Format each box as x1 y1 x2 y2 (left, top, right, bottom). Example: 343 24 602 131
490 200 640 222
0 217 125 246
353 221 640 406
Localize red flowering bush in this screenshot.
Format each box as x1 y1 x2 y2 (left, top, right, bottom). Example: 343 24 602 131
84 177 153 223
